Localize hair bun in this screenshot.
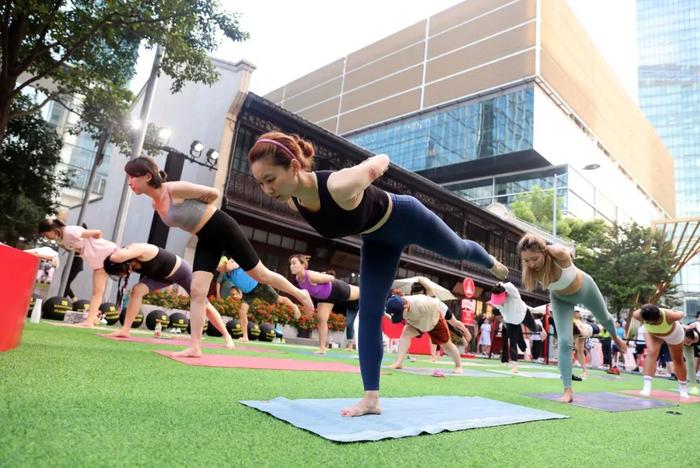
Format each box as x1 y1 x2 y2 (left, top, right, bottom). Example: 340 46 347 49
159 170 167 181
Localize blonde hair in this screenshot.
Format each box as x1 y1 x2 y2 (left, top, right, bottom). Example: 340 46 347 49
517 233 556 291
289 254 310 269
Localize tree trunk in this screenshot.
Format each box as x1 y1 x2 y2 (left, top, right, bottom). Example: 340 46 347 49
0 88 13 142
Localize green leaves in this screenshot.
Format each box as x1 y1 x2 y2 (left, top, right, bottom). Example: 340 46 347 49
0 0 248 141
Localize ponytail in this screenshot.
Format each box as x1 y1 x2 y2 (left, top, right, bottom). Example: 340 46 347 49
125 156 167 188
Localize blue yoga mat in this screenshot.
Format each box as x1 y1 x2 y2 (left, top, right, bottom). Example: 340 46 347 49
240 396 568 442
391 367 502 378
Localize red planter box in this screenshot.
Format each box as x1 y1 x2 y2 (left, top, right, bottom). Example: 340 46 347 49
0 245 39 351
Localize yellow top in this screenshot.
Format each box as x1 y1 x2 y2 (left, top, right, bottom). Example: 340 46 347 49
644 310 673 335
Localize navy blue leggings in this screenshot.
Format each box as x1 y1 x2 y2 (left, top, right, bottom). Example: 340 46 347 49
358 194 494 390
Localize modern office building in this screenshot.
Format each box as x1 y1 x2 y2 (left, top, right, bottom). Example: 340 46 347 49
637 0 700 311
264 0 674 229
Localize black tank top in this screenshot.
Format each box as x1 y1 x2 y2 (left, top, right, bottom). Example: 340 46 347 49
134 248 177 279
292 171 390 238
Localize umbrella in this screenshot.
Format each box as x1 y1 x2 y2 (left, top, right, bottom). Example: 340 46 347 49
391 277 457 301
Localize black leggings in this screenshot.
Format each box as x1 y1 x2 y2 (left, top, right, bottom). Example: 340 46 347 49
63 255 83 298
193 210 259 273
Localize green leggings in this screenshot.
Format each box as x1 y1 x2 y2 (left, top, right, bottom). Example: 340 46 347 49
550 273 616 388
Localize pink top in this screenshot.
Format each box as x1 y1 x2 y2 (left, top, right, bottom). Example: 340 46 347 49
61 226 117 270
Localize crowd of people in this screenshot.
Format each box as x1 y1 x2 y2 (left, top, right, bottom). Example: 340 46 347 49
32 130 700 414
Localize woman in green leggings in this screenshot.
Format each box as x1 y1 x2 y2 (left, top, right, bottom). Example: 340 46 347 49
518 233 628 402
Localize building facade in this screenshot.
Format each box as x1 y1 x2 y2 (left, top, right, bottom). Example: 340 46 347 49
637 0 700 311
264 0 674 230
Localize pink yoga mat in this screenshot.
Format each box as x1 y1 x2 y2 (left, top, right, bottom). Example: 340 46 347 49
99 333 277 353
154 350 362 373
622 389 700 404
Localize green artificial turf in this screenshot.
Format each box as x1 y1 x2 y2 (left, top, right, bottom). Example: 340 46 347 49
1 323 697 467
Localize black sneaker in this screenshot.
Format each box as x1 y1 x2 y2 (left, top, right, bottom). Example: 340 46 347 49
571 374 583 381
668 373 678 381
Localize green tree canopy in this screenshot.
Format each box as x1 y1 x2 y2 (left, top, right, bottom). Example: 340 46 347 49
0 95 67 245
0 1 248 141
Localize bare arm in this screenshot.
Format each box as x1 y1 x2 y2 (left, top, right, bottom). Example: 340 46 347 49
307 270 335 284
664 309 685 322
416 276 436 297
81 229 103 239
545 245 573 266
326 154 390 202
167 181 219 204
631 309 642 321
109 244 144 263
448 316 471 341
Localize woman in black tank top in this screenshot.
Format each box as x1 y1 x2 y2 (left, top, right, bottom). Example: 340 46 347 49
249 131 509 417
102 242 235 348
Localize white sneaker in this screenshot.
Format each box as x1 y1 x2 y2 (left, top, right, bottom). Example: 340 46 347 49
680 391 690 399
639 388 651 397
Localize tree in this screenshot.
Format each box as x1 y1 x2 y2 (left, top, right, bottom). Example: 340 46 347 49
510 185 564 234
0 95 67 245
0 1 248 141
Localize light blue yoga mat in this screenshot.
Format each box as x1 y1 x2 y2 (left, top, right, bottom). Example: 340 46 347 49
240 396 568 442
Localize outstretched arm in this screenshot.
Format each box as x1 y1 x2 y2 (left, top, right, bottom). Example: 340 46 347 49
168 181 219 204
327 154 390 202
665 309 685 322
307 270 335 284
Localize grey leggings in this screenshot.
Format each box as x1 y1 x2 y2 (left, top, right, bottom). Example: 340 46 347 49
550 273 616 388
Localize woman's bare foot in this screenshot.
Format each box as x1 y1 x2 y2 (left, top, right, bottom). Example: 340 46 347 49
340 394 381 417
511 364 519 374
224 337 235 349
558 388 573 403
388 362 403 370
108 329 130 338
489 257 509 280
173 346 202 358
613 336 628 353
582 370 589 380
453 366 464 374
76 320 96 328
314 349 326 355
238 337 249 343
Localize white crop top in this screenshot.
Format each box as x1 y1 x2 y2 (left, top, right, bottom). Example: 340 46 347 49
548 261 577 291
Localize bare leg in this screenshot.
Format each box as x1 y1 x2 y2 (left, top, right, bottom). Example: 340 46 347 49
640 334 660 396
205 302 234 348
238 302 249 342
340 390 381 417
78 268 108 327
388 325 419 369
315 303 332 354
173 270 212 358
441 340 463 373
109 283 148 337
246 262 314 314
429 342 438 362
574 338 588 379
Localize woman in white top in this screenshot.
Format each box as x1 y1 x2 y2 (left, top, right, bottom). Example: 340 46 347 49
478 318 492 355
518 233 627 403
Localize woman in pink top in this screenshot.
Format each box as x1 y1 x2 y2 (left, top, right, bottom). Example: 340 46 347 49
289 254 359 354
38 219 117 327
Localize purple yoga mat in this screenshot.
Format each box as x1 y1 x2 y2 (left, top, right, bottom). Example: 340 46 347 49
526 392 676 412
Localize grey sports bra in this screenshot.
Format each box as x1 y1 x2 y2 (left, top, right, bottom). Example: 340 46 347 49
158 186 207 231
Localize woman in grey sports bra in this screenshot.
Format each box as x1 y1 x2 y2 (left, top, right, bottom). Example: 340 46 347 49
518 233 628 403
124 156 314 358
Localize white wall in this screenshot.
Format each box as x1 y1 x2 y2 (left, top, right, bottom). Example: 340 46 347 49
50 58 249 301
532 85 665 226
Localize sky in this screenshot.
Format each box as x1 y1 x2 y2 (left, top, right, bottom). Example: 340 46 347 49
132 0 638 101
